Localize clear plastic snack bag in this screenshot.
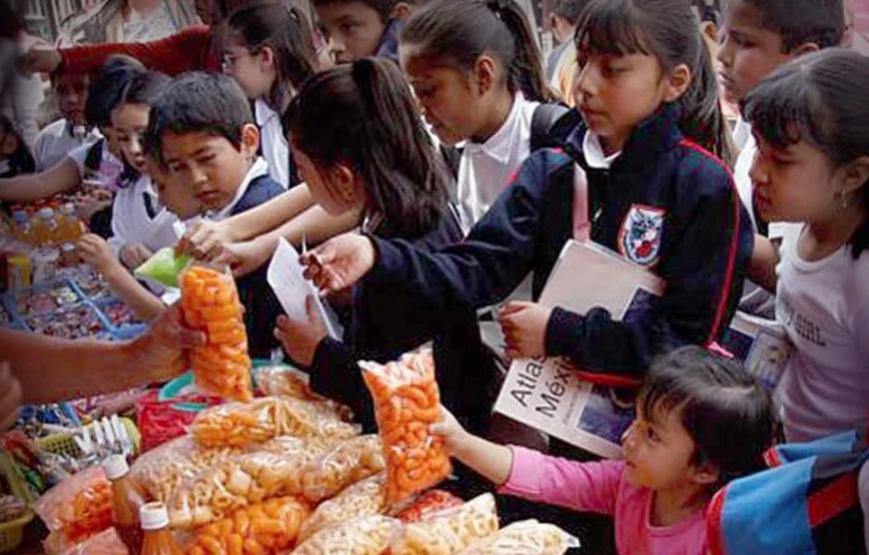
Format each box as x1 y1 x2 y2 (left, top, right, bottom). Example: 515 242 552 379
287 514 400 555
298 473 387 542
360 348 451 504
34 466 112 547
300 435 386 503
57 527 130 555
256 365 354 422
391 493 499 555
456 519 575 555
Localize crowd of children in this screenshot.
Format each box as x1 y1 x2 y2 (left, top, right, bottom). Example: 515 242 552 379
2 0 869 553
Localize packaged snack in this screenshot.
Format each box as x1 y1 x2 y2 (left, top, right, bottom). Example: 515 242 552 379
192 397 359 449
180 265 253 402
456 520 572 555
57 527 130 555
298 473 386 542
34 466 113 545
391 493 499 555
189 496 310 555
395 490 465 523
288 514 399 555
361 348 451 504
256 365 354 422
300 435 386 503
133 247 191 289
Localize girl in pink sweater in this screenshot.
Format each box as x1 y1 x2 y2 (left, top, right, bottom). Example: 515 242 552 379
432 346 775 555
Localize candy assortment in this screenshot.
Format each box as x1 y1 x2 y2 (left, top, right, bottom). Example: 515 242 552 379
99 300 137 328
25 303 104 339
14 283 79 315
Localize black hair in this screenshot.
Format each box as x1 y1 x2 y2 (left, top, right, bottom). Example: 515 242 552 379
640 346 775 491
145 71 254 165
311 0 400 20
575 0 735 166
742 48 869 259
551 0 588 25
286 57 451 237
227 0 318 113
742 0 844 52
83 55 146 128
401 0 559 103
0 114 35 177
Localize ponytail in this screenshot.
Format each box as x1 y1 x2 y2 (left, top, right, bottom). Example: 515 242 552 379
286 58 451 237
401 0 559 103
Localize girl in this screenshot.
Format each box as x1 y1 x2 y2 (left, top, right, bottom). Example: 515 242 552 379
302 0 750 379
0 116 35 178
745 48 869 443
223 1 322 188
399 0 561 232
432 346 775 555
273 58 495 431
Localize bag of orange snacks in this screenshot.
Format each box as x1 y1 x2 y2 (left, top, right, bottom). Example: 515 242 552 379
360 348 451 504
180 265 253 402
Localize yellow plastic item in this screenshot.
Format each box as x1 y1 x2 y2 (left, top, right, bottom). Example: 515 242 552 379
0 453 35 554
35 417 141 459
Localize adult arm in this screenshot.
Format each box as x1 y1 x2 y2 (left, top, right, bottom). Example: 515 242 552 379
0 156 81 202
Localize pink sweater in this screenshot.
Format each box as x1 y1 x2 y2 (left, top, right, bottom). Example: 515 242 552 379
498 446 709 555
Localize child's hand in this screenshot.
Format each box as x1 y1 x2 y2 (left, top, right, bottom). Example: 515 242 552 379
76 192 113 221
77 233 115 273
429 406 469 455
498 301 553 360
300 233 376 294
119 243 153 270
176 220 234 261
273 296 329 367
216 238 275 278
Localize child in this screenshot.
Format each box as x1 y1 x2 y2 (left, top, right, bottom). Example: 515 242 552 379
0 116 35 178
145 71 285 356
223 1 321 188
431 346 775 555
33 70 101 171
546 0 586 106
303 0 749 379
399 0 563 233
312 0 418 63
272 57 478 429
718 0 844 234
744 49 869 443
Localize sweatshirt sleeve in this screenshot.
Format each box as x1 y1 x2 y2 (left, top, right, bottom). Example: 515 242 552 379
498 445 622 516
545 162 752 374
59 26 213 75
367 150 567 314
308 337 369 419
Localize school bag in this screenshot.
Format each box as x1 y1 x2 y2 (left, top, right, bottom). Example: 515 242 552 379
707 429 868 555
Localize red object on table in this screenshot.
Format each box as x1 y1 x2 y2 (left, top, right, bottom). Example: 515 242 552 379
135 390 221 453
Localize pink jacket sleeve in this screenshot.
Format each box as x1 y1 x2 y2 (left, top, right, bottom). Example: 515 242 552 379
497 445 624 516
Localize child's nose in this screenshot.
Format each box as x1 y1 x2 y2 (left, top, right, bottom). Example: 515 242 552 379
748 150 768 185
575 63 599 99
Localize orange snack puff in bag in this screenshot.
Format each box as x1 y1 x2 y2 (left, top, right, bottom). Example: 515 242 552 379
188 496 311 555
298 473 387 542
300 435 386 503
180 265 253 402
456 520 572 555
394 490 464 523
360 348 451 504
288 514 399 555
192 397 359 449
391 493 499 555
35 466 113 546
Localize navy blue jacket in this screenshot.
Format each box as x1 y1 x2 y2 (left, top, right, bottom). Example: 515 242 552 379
365 104 753 376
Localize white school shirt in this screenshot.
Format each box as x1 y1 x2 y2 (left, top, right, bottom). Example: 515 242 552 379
255 100 290 189
775 229 869 442
456 94 540 233
33 119 102 171
67 140 125 192
108 175 179 257
206 157 271 222
571 132 620 241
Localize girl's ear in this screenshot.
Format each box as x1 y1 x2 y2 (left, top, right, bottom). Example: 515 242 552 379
472 54 497 96
690 461 720 487
240 123 261 159
662 63 692 103
258 45 276 70
391 2 413 20
840 156 869 198
790 42 821 58
329 162 359 205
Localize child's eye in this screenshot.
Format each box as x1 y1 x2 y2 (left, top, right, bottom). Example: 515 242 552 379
340 22 356 34
645 427 660 442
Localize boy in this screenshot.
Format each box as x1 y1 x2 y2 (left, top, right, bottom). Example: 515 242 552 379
33 70 102 171
312 0 423 63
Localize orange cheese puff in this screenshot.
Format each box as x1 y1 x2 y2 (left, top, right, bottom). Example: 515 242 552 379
180 265 253 402
361 348 451 504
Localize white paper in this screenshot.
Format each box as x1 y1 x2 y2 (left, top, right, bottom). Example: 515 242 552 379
267 237 341 339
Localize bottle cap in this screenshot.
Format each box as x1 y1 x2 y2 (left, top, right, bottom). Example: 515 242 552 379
101 454 129 480
38 207 54 219
61 203 75 214
12 211 27 223
139 502 170 530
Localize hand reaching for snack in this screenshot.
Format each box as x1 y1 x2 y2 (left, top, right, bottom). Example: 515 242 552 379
119 243 154 271
300 232 376 294
77 234 116 274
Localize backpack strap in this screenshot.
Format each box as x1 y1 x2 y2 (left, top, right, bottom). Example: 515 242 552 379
83 138 105 174
530 102 573 151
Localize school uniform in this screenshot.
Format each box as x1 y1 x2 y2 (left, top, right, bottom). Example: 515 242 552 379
363 103 753 375
33 119 101 172
374 18 403 64
255 100 290 189
108 174 178 257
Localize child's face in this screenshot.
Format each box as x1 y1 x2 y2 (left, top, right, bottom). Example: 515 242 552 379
291 140 363 215
110 102 150 174
54 73 89 126
573 51 682 153
749 136 841 224
717 1 795 104
222 34 276 101
315 1 387 63
147 158 202 220
160 127 259 213
621 402 714 492
400 47 488 146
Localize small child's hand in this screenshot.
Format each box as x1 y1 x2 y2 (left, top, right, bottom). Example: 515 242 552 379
498 301 553 360
77 233 115 273
430 406 468 455
119 243 153 270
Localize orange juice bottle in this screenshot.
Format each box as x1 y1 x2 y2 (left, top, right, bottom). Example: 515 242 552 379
57 203 83 242
103 454 145 554
140 502 185 555
31 207 60 246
